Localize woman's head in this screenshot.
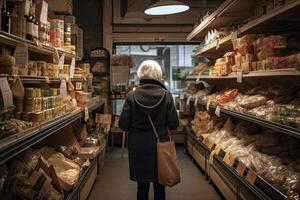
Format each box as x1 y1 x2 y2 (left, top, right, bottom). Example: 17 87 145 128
137 60 163 81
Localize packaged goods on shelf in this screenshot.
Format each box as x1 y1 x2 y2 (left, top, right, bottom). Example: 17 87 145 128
0 55 17 75
50 19 64 48
75 91 91 108
10 1 26 38
216 89 239 105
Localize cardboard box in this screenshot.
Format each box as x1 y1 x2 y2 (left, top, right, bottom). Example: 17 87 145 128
46 0 73 15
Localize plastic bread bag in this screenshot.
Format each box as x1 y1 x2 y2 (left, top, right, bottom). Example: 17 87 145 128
239 95 267 109
248 105 274 120
284 171 300 200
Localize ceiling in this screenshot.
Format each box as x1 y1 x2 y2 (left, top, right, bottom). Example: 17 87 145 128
114 0 223 25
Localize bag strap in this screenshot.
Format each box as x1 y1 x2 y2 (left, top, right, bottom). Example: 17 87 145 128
147 114 172 143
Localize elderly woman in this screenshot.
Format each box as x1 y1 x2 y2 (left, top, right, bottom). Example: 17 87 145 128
119 60 179 200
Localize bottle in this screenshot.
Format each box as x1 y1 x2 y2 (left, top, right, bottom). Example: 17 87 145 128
31 0 38 40
1 0 11 33
25 1 33 40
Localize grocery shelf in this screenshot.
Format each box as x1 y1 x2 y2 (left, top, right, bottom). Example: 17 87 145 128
186 131 287 200
187 0 258 41
0 31 81 62
238 0 300 36
197 100 300 139
186 68 300 80
0 101 102 165
191 1 300 57
0 74 86 83
194 34 233 59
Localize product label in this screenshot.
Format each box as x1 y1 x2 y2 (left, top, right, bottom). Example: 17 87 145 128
246 169 257 185
206 100 211 111
0 78 13 108
59 80 67 97
215 106 221 117
223 152 236 166
84 106 89 121
14 43 28 71
40 1 48 25
58 53 65 70
70 58 75 78
236 162 246 176
75 82 82 90
214 144 222 155
237 71 243 83
207 140 215 149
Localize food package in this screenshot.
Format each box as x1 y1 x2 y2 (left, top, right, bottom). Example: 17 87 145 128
248 105 274 120
75 91 91 107
269 35 287 49
234 53 243 66
77 146 100 160
56 145 78 158
0 55 15 66
216 89 239 105
263 58 274 70
239 95 267 109
285 54 298 68
240 62 252 73
47 153 81 192
10 76 25 109
223 52 235 67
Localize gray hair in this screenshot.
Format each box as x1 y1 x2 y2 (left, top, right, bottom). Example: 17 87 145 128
137 60 163 80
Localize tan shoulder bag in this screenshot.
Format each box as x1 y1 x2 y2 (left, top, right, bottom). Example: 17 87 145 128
147 115 181 187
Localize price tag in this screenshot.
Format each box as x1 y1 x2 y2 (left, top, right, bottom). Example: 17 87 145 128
45 76 50 83
84 106 89 121
70 58 75 78
207 140 215 149
75 82 82 90
216 39 220 50
0 78 13 108
215 106 221 117
58 53 65 70
237 71 243 83
246 169 257 185
209 151 214 165
236 162 246 176
60 80 67 97
196 74 201 83
214 144 222 155
223 152 236 166
231 31 238 41
206 99 211 111
39 1 48 24
53 48 59 64
186 96 192 106
194 98 199 106
14 43 28 71
34 38 42 48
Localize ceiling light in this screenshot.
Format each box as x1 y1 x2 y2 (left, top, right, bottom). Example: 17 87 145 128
144 0 190 16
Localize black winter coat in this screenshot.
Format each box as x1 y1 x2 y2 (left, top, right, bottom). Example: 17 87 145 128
119 79 179 183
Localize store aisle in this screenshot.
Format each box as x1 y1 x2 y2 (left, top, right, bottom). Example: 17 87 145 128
89 147 221 200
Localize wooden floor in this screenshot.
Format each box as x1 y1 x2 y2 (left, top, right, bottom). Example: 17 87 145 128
89 147 221 200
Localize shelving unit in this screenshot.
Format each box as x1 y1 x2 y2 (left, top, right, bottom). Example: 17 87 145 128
0 31 80 62
186 131 287 200
0 101 102 165
186 68 300 80
190 0 300 58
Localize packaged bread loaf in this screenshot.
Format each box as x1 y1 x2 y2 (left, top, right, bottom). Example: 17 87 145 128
239 95 267 109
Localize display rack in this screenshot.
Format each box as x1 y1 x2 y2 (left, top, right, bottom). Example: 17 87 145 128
187 0 257 41
0 101 101 165
186 68 300 80
0 31 80 62
186 131 287 200
190 0 300 58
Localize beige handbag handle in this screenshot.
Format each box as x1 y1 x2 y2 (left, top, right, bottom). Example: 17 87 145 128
147 115 172 143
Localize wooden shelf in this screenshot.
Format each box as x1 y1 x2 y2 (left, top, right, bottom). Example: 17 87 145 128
187 0 258 41
0 31 80 63
192 1 300 58
186 68 300 80
194 34 233 59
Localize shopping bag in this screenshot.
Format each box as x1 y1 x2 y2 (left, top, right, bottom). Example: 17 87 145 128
148 115 181 187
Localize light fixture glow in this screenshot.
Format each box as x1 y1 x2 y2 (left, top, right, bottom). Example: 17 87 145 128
144 0 190 16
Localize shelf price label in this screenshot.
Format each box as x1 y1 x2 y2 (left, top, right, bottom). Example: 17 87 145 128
206 100 211 111
236 161 246 176
186 96 192 106
215 106 221 117
0 78 13 108
194 97 199 107
84 106 89 121
70 58 75 78
246 169 258 185
196 74 201 83
75 82 82 90
58 53 65 70
223 152 236 166
214 144 222 155
237 71 243 83
53 48 59 64
216 39 220 50
209 151 215 165
60 80 67 97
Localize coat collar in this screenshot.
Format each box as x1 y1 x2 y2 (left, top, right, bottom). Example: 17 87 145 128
139 79 167 90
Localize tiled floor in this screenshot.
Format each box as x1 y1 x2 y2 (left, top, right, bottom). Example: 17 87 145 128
88 147 221 200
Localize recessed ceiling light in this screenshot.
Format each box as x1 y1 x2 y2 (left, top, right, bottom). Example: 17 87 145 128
144 0 190 16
